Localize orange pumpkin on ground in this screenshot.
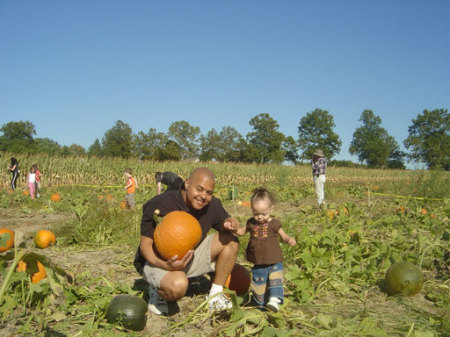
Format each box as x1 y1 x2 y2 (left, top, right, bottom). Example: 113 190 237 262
16 260 47 283
16 260 27 272
0 228 15 253
34 230 56 249
420 208 428 215
51 193 61 202
120 200 128 209
31 261 47 283
23 190 30 196
154 211 202 260
225 263 251 295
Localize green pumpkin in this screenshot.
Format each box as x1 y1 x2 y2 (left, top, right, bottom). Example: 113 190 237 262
385 262 424 296
106 295 147 331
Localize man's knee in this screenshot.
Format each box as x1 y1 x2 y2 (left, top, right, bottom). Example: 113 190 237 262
160 273 189 300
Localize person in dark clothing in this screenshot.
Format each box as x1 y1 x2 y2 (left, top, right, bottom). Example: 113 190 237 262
155 171 184 195
136 167 239 316
9 158 19 190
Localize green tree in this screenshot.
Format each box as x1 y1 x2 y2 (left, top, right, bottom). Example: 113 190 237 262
199 128 221 162
349 110 403 168
0 121 36 152
87 139 103 157
101 120 133 158
297 109 342 160
219 126 246 162
158 140 182 161
199 126 246 162
61 144 86 156
404 108 449 170
246 113 285 164
34 138 61 155
282 135 299 164
168 121 200 160
133 128 169 160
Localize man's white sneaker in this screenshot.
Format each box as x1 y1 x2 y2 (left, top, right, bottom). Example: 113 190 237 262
266 297 281 312
147 285 169 316
207 293 232 312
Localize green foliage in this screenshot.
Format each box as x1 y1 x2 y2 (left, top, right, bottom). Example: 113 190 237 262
199 126 246 162
168 120 201 160
349 110 404 168
404 108 450 170
297 108 342 160
0 121 36 153
102 120 134 158
246 113 285 163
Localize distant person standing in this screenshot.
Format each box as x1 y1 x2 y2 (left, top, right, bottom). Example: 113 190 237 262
124 168 138 208
34 164 41 198
155 171 183 195
27 165 36 200
312 150 327 207
9 157 19 190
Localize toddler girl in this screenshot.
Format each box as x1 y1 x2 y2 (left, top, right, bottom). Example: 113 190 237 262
234 187 296 312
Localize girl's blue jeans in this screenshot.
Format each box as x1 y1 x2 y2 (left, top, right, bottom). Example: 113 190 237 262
251 262 284 306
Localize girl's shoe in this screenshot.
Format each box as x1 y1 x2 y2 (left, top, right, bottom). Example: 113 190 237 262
266 297 281 312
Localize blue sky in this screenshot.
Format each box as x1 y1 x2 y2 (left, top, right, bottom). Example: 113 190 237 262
1 1 449 166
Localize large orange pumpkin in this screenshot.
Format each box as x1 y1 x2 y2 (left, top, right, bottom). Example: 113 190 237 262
0 228 15 253
16 260 47 283
225 263 251 295
51 193 61 202
34 230 56 249
153 211 202 260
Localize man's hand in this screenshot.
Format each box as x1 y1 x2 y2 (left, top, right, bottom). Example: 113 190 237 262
224 217 244 236
166 249 194 270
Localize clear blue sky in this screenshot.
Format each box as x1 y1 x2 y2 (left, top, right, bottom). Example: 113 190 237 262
1 1 449 167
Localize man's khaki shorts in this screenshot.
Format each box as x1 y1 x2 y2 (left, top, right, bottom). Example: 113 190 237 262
143 234 216 288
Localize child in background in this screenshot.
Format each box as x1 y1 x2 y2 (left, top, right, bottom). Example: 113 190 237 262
124 168 138 208
234 187 296 312
34 164 41 198
27 166 36 200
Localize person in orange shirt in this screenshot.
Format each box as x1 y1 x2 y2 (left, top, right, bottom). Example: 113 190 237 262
124 168 138 208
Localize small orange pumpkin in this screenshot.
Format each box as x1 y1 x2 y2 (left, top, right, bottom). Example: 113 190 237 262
23 190 30 196
0 228 15 253
34 230 56 249
16 260 27 272
51 193 61 202
16 260 47 283
120 200 128 209
31 261 47 283
241 200 251 207
225 263 251 295
154 211 202 260
325 209 335 219
420 208 428 215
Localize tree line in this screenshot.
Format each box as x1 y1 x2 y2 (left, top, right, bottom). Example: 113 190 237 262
1 108 448 170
